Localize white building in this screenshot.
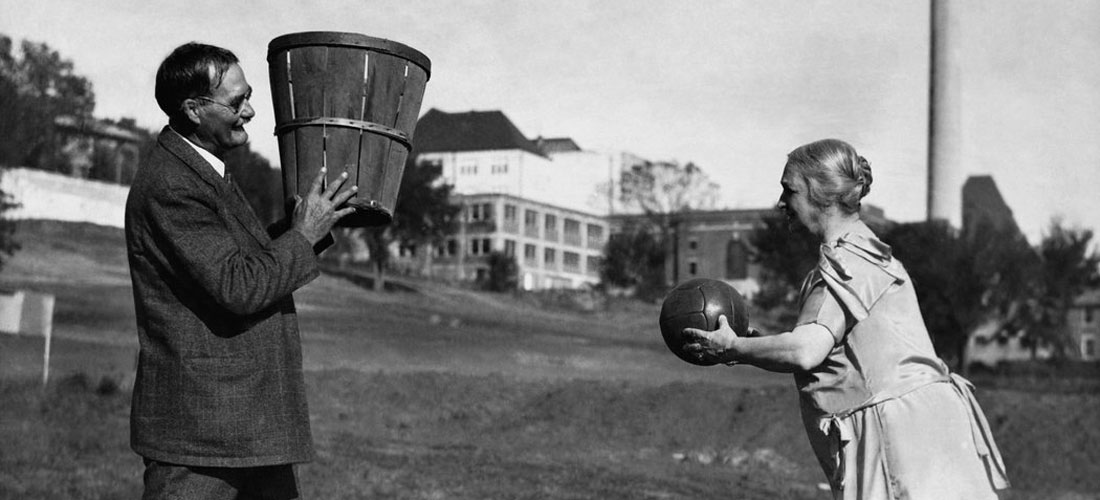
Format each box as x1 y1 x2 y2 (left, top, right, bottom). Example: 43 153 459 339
409 108 636 289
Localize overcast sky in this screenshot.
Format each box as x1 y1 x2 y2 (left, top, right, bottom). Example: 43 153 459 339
3 0 1098 243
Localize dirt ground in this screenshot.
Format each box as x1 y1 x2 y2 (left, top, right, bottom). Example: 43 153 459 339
1 220 1098 499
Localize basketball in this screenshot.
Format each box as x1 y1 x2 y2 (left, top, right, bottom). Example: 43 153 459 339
659 278 750 366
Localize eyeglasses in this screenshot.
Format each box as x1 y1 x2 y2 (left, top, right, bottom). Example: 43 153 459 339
195 91 251 115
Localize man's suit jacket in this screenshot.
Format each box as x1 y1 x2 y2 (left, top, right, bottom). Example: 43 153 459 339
125 127 317 467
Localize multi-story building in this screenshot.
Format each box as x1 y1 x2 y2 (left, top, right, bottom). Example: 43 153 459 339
427 193 608 289
409 108 618 289
606 204 891 299
607 209 771 298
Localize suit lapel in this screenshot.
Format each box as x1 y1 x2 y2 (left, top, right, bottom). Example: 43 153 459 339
226 176 273 244
158 127 271 245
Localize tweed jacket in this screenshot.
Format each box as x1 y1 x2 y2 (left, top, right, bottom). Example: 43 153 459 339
125 126 318 467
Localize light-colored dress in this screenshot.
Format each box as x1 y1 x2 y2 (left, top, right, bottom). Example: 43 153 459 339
795 230 1010 499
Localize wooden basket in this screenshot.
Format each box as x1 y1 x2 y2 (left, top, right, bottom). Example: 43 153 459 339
268 31 431 226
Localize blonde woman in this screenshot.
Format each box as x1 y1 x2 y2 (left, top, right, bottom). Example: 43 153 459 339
685 139 1010 499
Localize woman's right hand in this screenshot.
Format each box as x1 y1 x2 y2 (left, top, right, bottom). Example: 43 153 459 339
682 315 742 365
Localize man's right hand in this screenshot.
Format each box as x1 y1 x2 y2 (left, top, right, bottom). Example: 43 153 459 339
291 168 358 245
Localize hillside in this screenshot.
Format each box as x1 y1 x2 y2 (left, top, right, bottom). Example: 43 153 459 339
0 219 1097 499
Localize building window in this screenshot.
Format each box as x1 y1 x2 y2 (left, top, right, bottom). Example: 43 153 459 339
504 239 516 257
544 248 557 266
1086 307 1095 324
563 251 580 271
586 224 605 249
491 158 508 174
688 261 698 276
469 238 492 256
688 239 698 251
1084 334 1096 360
544 214 557 232
726 239 748 280
563 219 582 246
525 209 540 237
469 202 494 221
437 239 458 257
524 243 537 263
504 204 517 221
459 161 478 175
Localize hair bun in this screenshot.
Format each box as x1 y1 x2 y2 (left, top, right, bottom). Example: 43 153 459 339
856 155 873 198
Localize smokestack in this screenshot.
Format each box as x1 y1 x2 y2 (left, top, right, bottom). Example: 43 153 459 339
927 0 964 225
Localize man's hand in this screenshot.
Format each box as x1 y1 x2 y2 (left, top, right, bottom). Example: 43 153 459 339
291 168 358 245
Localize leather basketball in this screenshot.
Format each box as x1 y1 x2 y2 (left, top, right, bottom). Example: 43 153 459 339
658 278 750 366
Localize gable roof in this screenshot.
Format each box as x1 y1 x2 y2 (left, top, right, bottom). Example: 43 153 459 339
413 108 547 158
534 136 582 154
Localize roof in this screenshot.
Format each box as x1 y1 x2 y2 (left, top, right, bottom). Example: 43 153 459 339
413 108 547 158
54 115 144 143
1074 288 1100 307
533 136 582 154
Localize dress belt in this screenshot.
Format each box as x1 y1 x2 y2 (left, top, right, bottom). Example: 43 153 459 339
948 373 1011 489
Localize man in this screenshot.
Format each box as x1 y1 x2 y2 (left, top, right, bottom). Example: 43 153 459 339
125 42 355 499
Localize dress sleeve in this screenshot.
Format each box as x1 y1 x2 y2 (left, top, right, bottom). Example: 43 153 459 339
797 282 850 344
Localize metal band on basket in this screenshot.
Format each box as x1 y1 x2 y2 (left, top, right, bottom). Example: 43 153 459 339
273 117 412 149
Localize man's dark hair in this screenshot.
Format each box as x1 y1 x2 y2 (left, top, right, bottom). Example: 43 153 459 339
155 42 239 117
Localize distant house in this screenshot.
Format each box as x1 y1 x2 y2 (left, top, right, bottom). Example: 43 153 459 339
53 115 144 184
1068 289 1100 361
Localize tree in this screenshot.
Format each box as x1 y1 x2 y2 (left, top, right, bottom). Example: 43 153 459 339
599 226 668 301
358 157 461 291
619 160 720 219
1016 219 1100 358
0 35 95 171
604 160 721 296
484 251 519 292
884 220 1039 373
747 212 818 314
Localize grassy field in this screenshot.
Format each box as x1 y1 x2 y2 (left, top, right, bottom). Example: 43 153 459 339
1 220 1098 499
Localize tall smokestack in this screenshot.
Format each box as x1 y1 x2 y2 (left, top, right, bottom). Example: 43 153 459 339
927 0 964 224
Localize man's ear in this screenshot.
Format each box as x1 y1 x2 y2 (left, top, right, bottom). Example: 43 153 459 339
180 99 203 126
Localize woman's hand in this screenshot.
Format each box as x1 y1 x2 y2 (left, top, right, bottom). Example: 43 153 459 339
682 315 742 365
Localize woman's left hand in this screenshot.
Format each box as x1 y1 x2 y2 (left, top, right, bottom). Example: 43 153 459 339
682 315 741 365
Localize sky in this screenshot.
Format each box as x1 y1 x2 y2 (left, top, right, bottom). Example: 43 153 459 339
2 0 1099 243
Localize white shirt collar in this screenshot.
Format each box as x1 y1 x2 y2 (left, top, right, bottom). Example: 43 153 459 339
172 126 226 178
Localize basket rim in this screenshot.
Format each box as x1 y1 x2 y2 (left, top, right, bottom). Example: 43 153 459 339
267 31 431 79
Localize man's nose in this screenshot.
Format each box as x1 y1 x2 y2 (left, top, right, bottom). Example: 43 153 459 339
241 100 256 120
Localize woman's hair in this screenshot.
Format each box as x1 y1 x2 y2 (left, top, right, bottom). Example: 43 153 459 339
154 42 239 118
785 138 873 215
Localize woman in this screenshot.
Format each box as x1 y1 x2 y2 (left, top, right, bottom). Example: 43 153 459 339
684 139 1010 499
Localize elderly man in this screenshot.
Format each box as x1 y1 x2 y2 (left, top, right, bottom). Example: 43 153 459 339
125 42 354 499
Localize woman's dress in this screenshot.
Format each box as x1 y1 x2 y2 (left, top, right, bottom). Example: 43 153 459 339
795 231 1010 499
